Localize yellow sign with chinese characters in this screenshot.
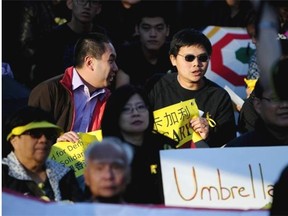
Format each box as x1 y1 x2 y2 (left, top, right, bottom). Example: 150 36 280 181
153 99 202 148
49 130 103 177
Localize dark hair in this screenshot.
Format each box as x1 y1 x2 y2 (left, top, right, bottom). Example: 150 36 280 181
101 84 154 139
272 58 288 100
253 79 264 99
3 106 57 156
169 28 212 57
73 32 112 67
134 2 170 26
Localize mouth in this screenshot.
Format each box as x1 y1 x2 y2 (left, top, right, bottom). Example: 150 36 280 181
131 120 143 125
191 70 202 76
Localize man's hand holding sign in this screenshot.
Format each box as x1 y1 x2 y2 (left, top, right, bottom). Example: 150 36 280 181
153 99 214 148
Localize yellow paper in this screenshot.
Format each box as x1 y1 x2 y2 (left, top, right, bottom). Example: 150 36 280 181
49 130 102 177
153 99 202 148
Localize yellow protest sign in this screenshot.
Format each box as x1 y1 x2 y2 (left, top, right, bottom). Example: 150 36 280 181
153 99 202 148
49 130 103 177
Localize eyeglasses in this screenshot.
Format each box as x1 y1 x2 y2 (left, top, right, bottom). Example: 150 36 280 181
75 0 100 7
261 97 288 105
177 53 209 62
21 129 58 141
122 104 148 114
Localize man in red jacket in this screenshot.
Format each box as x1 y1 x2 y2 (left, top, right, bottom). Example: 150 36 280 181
28 32 118 142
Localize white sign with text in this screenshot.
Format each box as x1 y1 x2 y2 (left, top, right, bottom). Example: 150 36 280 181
160 146 288 210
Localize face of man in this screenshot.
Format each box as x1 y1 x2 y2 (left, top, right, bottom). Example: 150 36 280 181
70 0 102 23
10 129 55 165
170 45 209 89
87 43 118 88
137 17 169 51
84 144 129 199
254 89 288 128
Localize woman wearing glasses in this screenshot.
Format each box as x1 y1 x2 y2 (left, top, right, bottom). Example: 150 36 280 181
101 84 177 204
2 106 84 202
147 28 237 148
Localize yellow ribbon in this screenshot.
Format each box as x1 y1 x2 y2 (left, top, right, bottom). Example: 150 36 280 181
206 112 216 128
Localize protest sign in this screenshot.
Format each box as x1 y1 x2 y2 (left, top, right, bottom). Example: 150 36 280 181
153 99 202 148
160 146 288 210
49 130 102 177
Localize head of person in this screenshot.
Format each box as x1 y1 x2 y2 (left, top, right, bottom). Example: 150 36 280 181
4 106 62 164
253 78 288 129
101 84 154 140
84 137 133 202
134 2 170 51
272 57 288 100
169 28 212 86
73 32 118 88
67 0 102 23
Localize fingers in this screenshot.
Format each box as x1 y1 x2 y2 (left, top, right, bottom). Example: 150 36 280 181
190 117 209 130
56 131 79 143
190 117 209 140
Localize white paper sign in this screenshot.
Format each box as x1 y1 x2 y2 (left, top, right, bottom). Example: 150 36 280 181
224 85 244 107
160 146 288 210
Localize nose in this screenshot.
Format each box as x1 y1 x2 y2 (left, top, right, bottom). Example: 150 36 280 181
102 166 114 179
113 62 118 72
149 28 157 37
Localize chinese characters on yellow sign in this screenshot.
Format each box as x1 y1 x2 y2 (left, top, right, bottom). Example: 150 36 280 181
153 99 203 148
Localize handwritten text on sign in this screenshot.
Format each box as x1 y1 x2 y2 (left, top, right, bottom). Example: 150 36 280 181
160 146 288 209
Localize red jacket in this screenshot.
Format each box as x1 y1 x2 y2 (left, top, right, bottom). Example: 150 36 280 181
28 66 110 132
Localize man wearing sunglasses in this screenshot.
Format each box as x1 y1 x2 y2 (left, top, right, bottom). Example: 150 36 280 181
147 28 237 148
2 106 85 202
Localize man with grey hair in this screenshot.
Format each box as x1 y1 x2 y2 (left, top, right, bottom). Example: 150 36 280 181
83 137 133 203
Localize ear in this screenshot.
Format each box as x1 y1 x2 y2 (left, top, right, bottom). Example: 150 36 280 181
253 97 262 115
95 3 102 15
170 54 176 66
9 136 18 149
84 56 94 70
66 0 73 10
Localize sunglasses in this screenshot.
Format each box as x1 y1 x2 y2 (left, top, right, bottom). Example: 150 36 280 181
21 129 58 141
178 53 209 62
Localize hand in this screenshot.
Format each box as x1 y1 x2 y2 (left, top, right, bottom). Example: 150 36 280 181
56 131 79 143
190 117 209 140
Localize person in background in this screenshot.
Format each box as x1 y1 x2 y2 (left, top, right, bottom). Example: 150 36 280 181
237 1 288 134
147 28 236 148
205 0 254 28
31 0 105 88
236 10 260 134
2 106 84 202
101 84 177 204
98 0 141 50
83 137 133 203
2 0 70 89
225 78 288 147
115 2 172 89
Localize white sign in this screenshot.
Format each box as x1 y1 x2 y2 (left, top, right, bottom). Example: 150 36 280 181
160 146 288 210
3 191 269 216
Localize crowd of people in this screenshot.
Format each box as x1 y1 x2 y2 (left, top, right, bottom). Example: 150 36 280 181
2 0 288 215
